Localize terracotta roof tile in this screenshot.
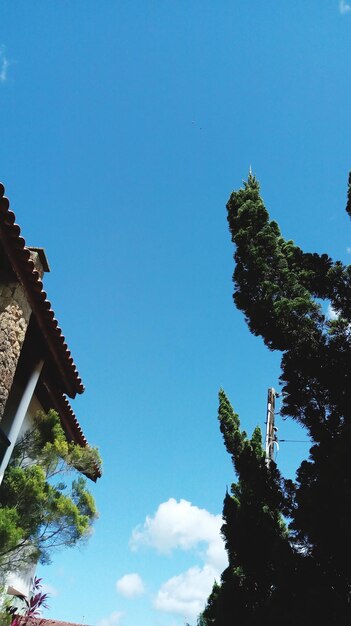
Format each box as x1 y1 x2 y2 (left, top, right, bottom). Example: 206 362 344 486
20 618 91 626
54 391 101 481
0 183 84 397
0 183 101 481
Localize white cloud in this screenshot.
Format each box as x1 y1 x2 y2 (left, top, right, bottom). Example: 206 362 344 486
0 46 9 83
340 0 351 14
131 498 228 620
154 564 219 620
347 247 351 253
327 303 339 320
130 498 227 568
96 611 123 626
116 573 145 598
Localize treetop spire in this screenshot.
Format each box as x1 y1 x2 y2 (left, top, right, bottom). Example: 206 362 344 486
244 167 259 191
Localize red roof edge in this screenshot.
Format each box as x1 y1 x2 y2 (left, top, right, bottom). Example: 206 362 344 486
19 618 92 626
0 183 84 398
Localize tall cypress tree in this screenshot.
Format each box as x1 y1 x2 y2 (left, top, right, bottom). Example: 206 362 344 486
200 391 296 626
202 174 351 625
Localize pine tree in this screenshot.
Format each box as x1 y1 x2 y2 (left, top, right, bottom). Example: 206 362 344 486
200 391 296 626
227 173 351 623
202 173 351 625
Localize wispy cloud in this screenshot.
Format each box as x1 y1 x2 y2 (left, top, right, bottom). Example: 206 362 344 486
116 573 145 598
96 611 123 626
346 247 351 253
0 46 9 83
340 0 351 14
41 582 58 597
131 498 228 621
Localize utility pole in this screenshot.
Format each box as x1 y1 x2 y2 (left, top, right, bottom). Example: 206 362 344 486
265 388 278 466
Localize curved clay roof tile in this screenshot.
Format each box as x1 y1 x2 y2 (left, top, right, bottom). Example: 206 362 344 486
0 183 84 396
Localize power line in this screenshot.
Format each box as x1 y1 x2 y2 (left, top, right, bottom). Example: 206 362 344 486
279 439 310 443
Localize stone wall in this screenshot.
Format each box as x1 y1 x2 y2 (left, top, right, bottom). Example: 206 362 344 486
0 281 31 421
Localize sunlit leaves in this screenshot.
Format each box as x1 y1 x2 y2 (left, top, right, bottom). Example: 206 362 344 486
0 410 100 579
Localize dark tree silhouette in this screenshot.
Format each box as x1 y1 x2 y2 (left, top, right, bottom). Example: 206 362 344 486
200 173 351 625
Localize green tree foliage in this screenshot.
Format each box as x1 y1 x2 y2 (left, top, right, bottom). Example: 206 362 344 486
201 173 351 625
200 392 297 626
0 410 100 582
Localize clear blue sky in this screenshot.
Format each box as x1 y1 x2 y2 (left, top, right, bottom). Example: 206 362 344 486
1 2 351 625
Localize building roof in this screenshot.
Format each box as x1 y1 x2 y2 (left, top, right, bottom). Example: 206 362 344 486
19 619 92 626
0 183 84 398
40 621 91 626
37 380 101 481
0 182 100 481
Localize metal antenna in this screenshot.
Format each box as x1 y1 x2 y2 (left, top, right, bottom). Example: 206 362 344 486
265 388 278 466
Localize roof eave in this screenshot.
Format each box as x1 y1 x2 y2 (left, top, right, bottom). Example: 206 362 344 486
0 184 84 398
